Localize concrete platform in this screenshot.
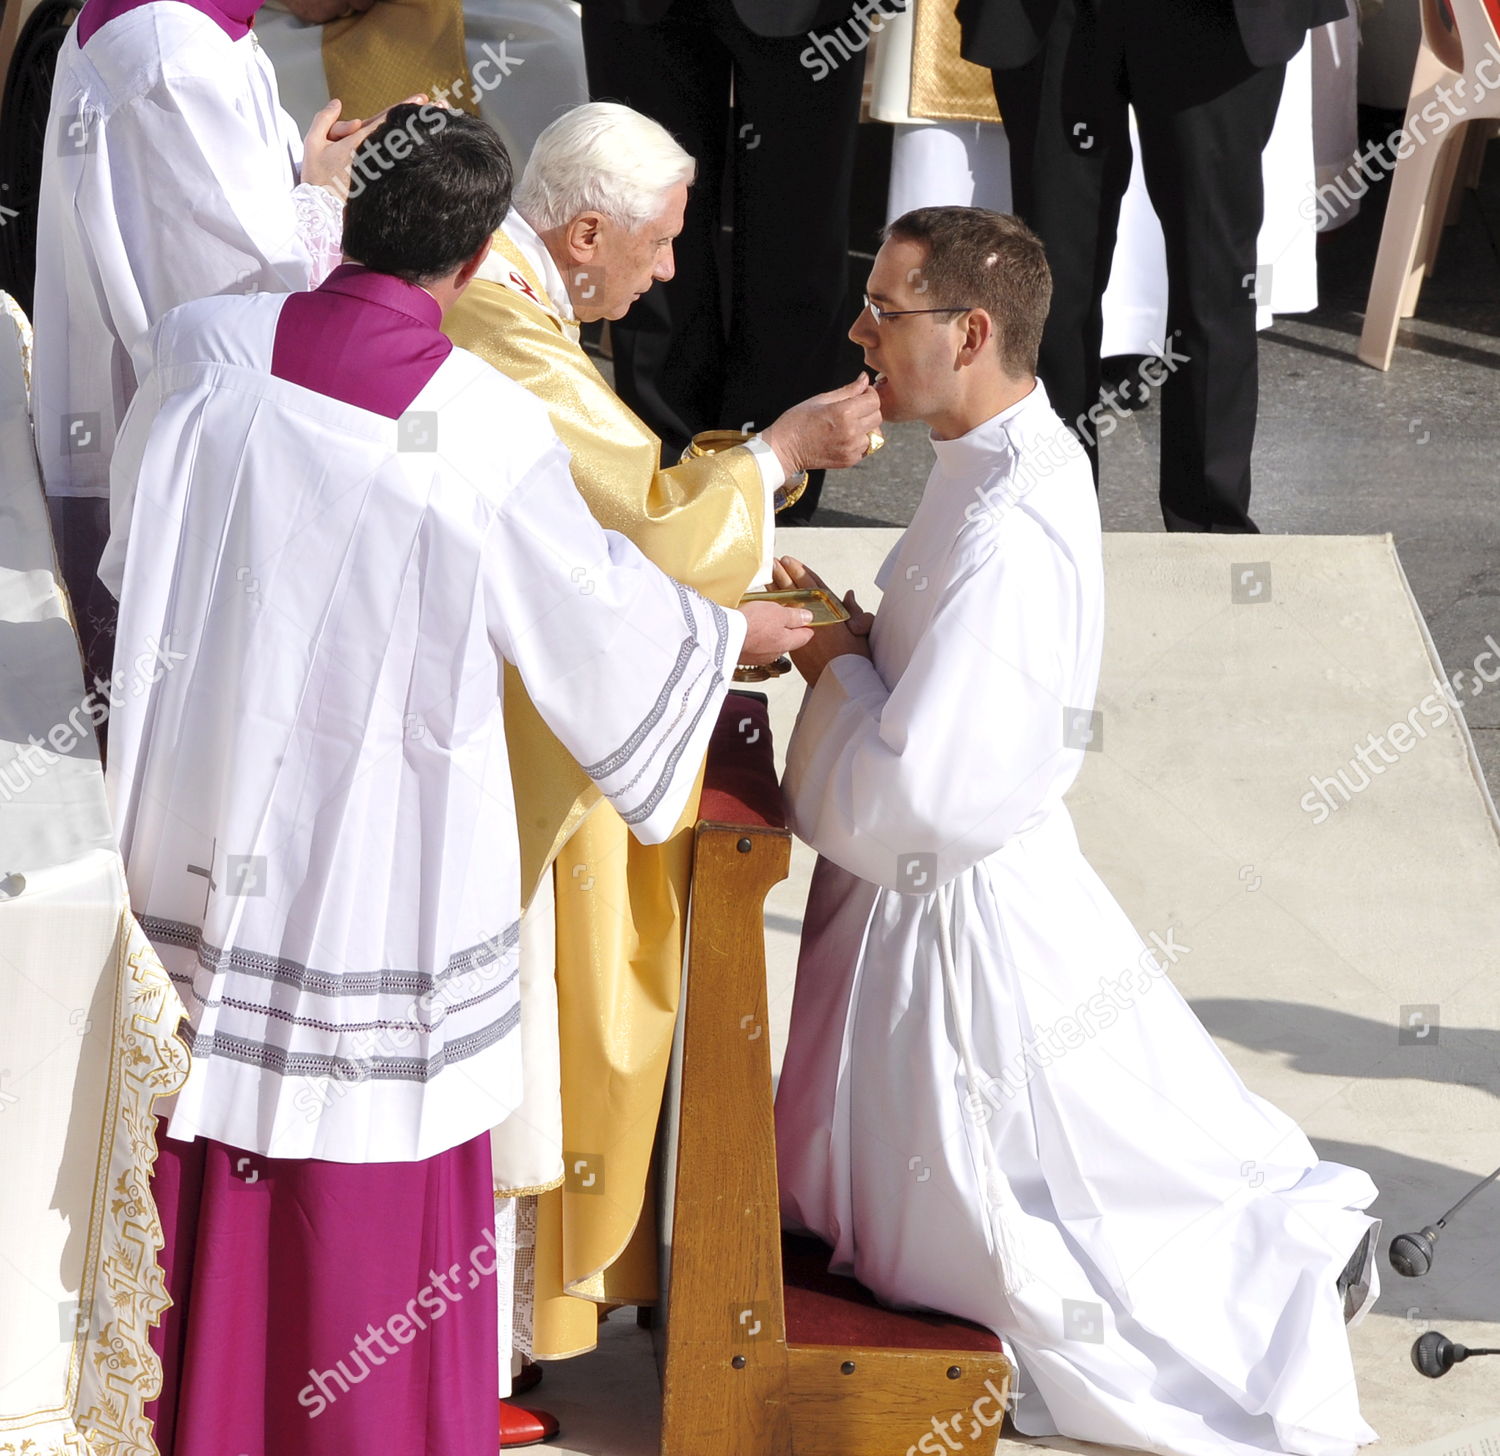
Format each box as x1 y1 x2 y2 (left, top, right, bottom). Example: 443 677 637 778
525 530 1500 1456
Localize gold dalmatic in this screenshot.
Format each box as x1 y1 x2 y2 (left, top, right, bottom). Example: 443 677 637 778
444 229 765 1358
321 0 478 122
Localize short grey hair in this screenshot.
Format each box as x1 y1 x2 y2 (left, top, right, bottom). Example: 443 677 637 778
514 102 696 232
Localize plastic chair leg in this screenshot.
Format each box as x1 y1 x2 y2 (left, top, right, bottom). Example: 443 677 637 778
1359 86 1456 368
1402 123 1466 315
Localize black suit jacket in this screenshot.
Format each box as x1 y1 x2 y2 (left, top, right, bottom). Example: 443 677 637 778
956 0 1345 71
581 0 871 40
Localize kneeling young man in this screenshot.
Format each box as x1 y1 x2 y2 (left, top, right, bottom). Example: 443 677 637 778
774 206 1378 1456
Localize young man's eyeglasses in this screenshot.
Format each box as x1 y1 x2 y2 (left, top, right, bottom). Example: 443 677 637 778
863 294 974 326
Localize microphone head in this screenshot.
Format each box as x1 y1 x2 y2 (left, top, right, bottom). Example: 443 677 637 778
1413 1331 1464 1378
1390 1227 1439 1278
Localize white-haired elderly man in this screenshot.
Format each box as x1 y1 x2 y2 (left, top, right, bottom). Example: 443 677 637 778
442 98 880 1425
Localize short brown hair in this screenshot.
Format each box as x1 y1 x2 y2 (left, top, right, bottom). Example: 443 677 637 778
881 207 1051 378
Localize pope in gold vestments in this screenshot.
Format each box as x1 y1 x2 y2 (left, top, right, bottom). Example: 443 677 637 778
444 216 767 1359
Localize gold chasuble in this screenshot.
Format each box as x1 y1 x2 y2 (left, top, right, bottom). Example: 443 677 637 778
444 226 766 1358
320 0 478 122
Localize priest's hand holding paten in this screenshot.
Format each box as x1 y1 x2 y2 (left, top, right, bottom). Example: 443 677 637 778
737 599 815 665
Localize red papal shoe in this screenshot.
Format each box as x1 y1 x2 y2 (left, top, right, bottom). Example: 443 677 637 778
499 1401 559 1448
513 1359 543 1395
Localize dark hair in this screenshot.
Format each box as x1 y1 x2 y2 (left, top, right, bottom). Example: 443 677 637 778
882 207 1051 378
342 104 513 285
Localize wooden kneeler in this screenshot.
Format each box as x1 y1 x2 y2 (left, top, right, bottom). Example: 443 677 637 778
656 693 1012 1456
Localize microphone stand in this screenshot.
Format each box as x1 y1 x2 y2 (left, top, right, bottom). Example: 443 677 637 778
1389 1163 1500 1279
1393 1162 1500 1380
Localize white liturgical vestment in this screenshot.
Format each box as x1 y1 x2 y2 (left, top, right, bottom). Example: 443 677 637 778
102 287 742 1166
775 384 1378 1456
32 0 342 501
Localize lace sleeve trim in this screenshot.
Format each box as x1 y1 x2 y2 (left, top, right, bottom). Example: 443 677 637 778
291 181 345 286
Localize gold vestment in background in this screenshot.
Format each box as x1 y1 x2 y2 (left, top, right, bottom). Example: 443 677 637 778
321 0 477 121
910 0 1001 124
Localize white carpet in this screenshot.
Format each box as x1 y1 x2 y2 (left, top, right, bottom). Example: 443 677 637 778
530 531 1500 1456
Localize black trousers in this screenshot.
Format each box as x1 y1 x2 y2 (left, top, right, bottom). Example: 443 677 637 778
990 0 1285 532
581 0 865 518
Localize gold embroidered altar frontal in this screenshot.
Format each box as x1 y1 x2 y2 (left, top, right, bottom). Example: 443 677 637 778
0 297 188 1455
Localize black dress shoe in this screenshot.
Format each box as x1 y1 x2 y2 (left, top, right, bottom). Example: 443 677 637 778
1336 1222 1381 1325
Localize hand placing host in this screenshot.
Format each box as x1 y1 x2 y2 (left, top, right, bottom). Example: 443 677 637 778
759 373 883 474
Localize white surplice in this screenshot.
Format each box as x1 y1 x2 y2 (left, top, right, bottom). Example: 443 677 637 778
775 383 1378 1456
102 291 742 1165
32 4 342 500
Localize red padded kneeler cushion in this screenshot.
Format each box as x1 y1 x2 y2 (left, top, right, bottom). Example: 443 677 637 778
698 691 786 830
782 1234 1003 1353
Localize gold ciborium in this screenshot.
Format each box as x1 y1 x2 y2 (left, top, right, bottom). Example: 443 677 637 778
681 429 802 681
680 429 810 514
